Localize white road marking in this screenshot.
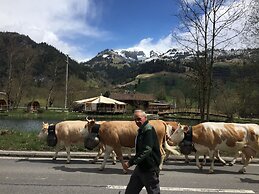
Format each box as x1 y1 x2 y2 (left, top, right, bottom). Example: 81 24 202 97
106 185 255 193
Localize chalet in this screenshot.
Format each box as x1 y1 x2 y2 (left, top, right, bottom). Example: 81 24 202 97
73 95 126 114
110 92 155 110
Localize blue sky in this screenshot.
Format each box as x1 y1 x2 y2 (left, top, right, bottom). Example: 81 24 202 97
0 0 249 62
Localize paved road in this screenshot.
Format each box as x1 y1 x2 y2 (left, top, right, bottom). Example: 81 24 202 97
0 155 258 194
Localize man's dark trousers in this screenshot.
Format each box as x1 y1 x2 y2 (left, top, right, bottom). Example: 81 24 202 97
125 166 160 194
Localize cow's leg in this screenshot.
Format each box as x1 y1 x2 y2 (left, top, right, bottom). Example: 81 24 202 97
125 147 133 159
229 151 245 166
65 145 71 164
195 153 203 170
241 152 246 164
164 150 170 162
238 147 255 173
208 151 215 174
113 146 127 173
238 155 251 173
185 155 190 164
100 146 113 171
53 144 61 161
202 155 207 166
92 144 105 164
159 147 166 170
111 150 117 165
228 151 241 166
215 150 227 165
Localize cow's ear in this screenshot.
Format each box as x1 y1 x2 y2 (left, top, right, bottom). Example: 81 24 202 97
183 125 189 132
89 120 95 125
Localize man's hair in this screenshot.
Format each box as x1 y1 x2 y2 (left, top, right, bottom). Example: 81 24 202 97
134 109 147 118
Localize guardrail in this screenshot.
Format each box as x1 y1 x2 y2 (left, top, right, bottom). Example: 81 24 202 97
158 108 228 118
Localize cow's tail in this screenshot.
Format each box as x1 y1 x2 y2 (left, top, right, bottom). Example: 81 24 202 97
164 139 181 155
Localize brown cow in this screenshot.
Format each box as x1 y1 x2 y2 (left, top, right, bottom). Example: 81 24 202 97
38 120 117 164
169 122 259 173
38 121 90 163
165 121 227 165
86 120 180 173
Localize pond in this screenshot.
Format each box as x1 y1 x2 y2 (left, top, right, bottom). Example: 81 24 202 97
0 116 200 132
0 118 62 132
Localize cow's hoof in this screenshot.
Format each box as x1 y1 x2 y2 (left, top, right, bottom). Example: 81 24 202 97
228 162 234 166
52 158 56 161
99 168 104 171
112 162 117 165
208 170 214 174
66 161 70 164
238 169 246 174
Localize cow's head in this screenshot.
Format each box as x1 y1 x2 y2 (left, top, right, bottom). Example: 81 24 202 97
166 121 180 136
82 118 96 134
38 122 49 140
83 118 101 150
170 124 188 144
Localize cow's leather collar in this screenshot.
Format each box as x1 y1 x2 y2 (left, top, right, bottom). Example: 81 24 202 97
91 124 100 134
179 126 195 154
183 126 192 142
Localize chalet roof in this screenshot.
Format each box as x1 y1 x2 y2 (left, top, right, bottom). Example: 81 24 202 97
110 92 155 102
74 95 126 105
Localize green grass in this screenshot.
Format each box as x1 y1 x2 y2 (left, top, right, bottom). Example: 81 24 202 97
0 130 47 151
0 129 86 151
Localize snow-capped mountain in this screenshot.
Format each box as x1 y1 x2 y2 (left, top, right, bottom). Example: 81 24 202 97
85 47 248 66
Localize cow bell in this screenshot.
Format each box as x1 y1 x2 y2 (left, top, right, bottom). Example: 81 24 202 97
47 125 57 147
84 133 100 150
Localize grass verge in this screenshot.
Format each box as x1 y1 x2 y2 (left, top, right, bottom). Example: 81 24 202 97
0 129 85 151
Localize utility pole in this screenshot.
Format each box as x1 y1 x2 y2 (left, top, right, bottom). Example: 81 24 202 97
65 54 69 110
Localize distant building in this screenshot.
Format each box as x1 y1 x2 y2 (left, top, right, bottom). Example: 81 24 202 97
27 101 40 112
110 92 155 110
73 95 126 114
147 102 172 114
0 92 7 111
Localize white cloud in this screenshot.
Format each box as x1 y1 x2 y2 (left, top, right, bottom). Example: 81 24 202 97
0 0 106 61
0 0 254 62
124 35 179 57
128 0 252 57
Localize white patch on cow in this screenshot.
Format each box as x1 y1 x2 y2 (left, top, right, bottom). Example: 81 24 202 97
193 144 210 155
215 139 246 153
170 125 185 144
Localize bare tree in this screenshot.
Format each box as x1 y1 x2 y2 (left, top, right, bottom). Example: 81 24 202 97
5 37 20 110
13 48 35 109
45 59 61 110
244 0 259 46
173 0 246 121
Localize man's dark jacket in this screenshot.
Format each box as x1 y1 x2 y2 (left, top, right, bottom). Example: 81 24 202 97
128 120 161 172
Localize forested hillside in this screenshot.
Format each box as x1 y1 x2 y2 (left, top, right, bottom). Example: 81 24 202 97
0 32 102 109
0 32 259 118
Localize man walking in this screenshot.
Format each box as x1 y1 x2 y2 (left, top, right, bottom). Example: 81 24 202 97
123 110 161 194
